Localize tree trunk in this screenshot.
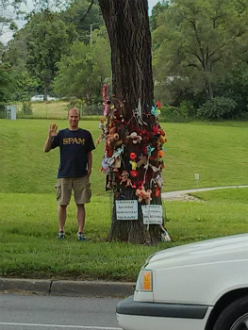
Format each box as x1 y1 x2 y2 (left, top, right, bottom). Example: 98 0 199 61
98 0 165 245
206 74 214 100
98 0 154 116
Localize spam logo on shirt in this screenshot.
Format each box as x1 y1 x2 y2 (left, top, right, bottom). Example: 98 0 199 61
63 138 85 145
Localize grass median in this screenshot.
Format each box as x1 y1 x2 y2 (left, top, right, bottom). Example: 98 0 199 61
1 117 248 281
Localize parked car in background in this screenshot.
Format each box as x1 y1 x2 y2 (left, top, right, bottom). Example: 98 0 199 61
31 95 59 102
116 233 248 330
47 95 59 101
31 95 44 102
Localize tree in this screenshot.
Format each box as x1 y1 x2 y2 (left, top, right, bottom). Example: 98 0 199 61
0 0 19 42
98 0 167 245
152 0 248 105
54 31 110 100
53 26 111 99
61 0 103 44
25 10 77 99
150 0 169 31
0 63 16 104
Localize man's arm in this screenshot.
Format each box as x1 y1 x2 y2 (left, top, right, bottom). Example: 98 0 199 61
44 136 53 152
87 151 93 177
43 124 58 152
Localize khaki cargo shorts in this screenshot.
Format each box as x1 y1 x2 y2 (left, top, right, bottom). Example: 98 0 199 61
55 176 92 206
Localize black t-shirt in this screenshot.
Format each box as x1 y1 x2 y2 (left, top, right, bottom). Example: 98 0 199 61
51 128 95 178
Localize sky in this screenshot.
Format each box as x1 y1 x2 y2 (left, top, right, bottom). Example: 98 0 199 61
1 0 160 44
148 0 160 14
19 0 159 14
20 0 159 14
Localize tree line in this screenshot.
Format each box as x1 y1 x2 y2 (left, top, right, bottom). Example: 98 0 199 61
1 0 248 120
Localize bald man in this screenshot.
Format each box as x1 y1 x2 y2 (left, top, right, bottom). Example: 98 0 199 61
44 108 95 241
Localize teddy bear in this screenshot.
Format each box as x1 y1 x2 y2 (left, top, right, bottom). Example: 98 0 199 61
128 132 142 144
105 126 123 157
120 170 132 187
135 186 152 204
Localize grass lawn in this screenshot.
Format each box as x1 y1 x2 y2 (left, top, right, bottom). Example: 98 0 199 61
1 116 248 281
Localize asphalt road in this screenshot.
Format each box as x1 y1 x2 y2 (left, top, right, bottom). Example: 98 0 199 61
0 294 122 330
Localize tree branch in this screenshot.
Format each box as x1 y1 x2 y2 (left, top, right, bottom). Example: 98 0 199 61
77 0 94 26
184 63 200 69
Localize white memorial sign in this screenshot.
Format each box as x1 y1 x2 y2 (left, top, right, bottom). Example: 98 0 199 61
116 200 138 220
142 205 163 225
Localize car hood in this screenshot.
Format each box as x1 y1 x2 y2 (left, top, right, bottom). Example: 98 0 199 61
148 233 248 268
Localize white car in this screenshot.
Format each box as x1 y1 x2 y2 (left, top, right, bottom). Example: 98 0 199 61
116 233 248 330
47 95 59 101
31 95 58 102
31 95 44 102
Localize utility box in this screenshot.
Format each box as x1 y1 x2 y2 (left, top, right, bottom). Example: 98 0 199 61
6 105 17 120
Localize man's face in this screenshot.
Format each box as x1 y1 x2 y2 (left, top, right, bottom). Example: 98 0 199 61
68 109 80 128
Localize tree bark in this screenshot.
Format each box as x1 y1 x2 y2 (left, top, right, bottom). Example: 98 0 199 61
98 0 154 117
98 0 164 245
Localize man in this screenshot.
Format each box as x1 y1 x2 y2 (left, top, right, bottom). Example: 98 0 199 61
44 108 95 241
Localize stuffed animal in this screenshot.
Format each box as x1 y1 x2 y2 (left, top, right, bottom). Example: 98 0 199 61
105 127 123 157
128 132 142 144
159 135 167 145
120 170 132 187
135 186 152 204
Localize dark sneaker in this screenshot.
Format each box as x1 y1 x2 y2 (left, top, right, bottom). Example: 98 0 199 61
57 231 65 240
77 232 87 241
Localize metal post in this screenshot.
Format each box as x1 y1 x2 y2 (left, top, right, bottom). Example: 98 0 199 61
90 24 93 46
195 173 199 191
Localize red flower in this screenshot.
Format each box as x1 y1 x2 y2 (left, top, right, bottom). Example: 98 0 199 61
160 129 165 136
130 170 138 177
155 186 160 197
152 126 159 135
130 152 137 160
156 101 162 109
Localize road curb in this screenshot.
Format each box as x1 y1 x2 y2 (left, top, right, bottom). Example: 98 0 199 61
0 278 134 298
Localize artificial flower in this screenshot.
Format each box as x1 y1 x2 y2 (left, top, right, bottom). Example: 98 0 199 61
130 152 137 160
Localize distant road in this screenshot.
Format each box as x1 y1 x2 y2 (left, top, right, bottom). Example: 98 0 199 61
161 185 248 199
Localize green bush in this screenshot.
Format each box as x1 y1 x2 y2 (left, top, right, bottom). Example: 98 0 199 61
160 104 190 122
0 104 5 119
22 101 33 115
197 97 237 120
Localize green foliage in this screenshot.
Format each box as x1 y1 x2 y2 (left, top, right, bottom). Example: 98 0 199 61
0 105 5 118
149 0 169 31
160 105 187 122
152 0 248 116
197 97 237 120
0 63 16 103
0 0 19 39
53 30 111 100
213 63 248 117
4 0 248 122
61 0 103 44
25 10 77 94
22 101 32 115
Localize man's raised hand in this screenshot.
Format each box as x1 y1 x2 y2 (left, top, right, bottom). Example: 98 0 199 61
49 124 58 137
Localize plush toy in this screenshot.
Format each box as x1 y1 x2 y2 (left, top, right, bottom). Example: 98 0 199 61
135 186 152 204
137 154 148 168
158 135 167 145
129 160 138 170
120 170 132 187
105 127 123 157
128 132 142 144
